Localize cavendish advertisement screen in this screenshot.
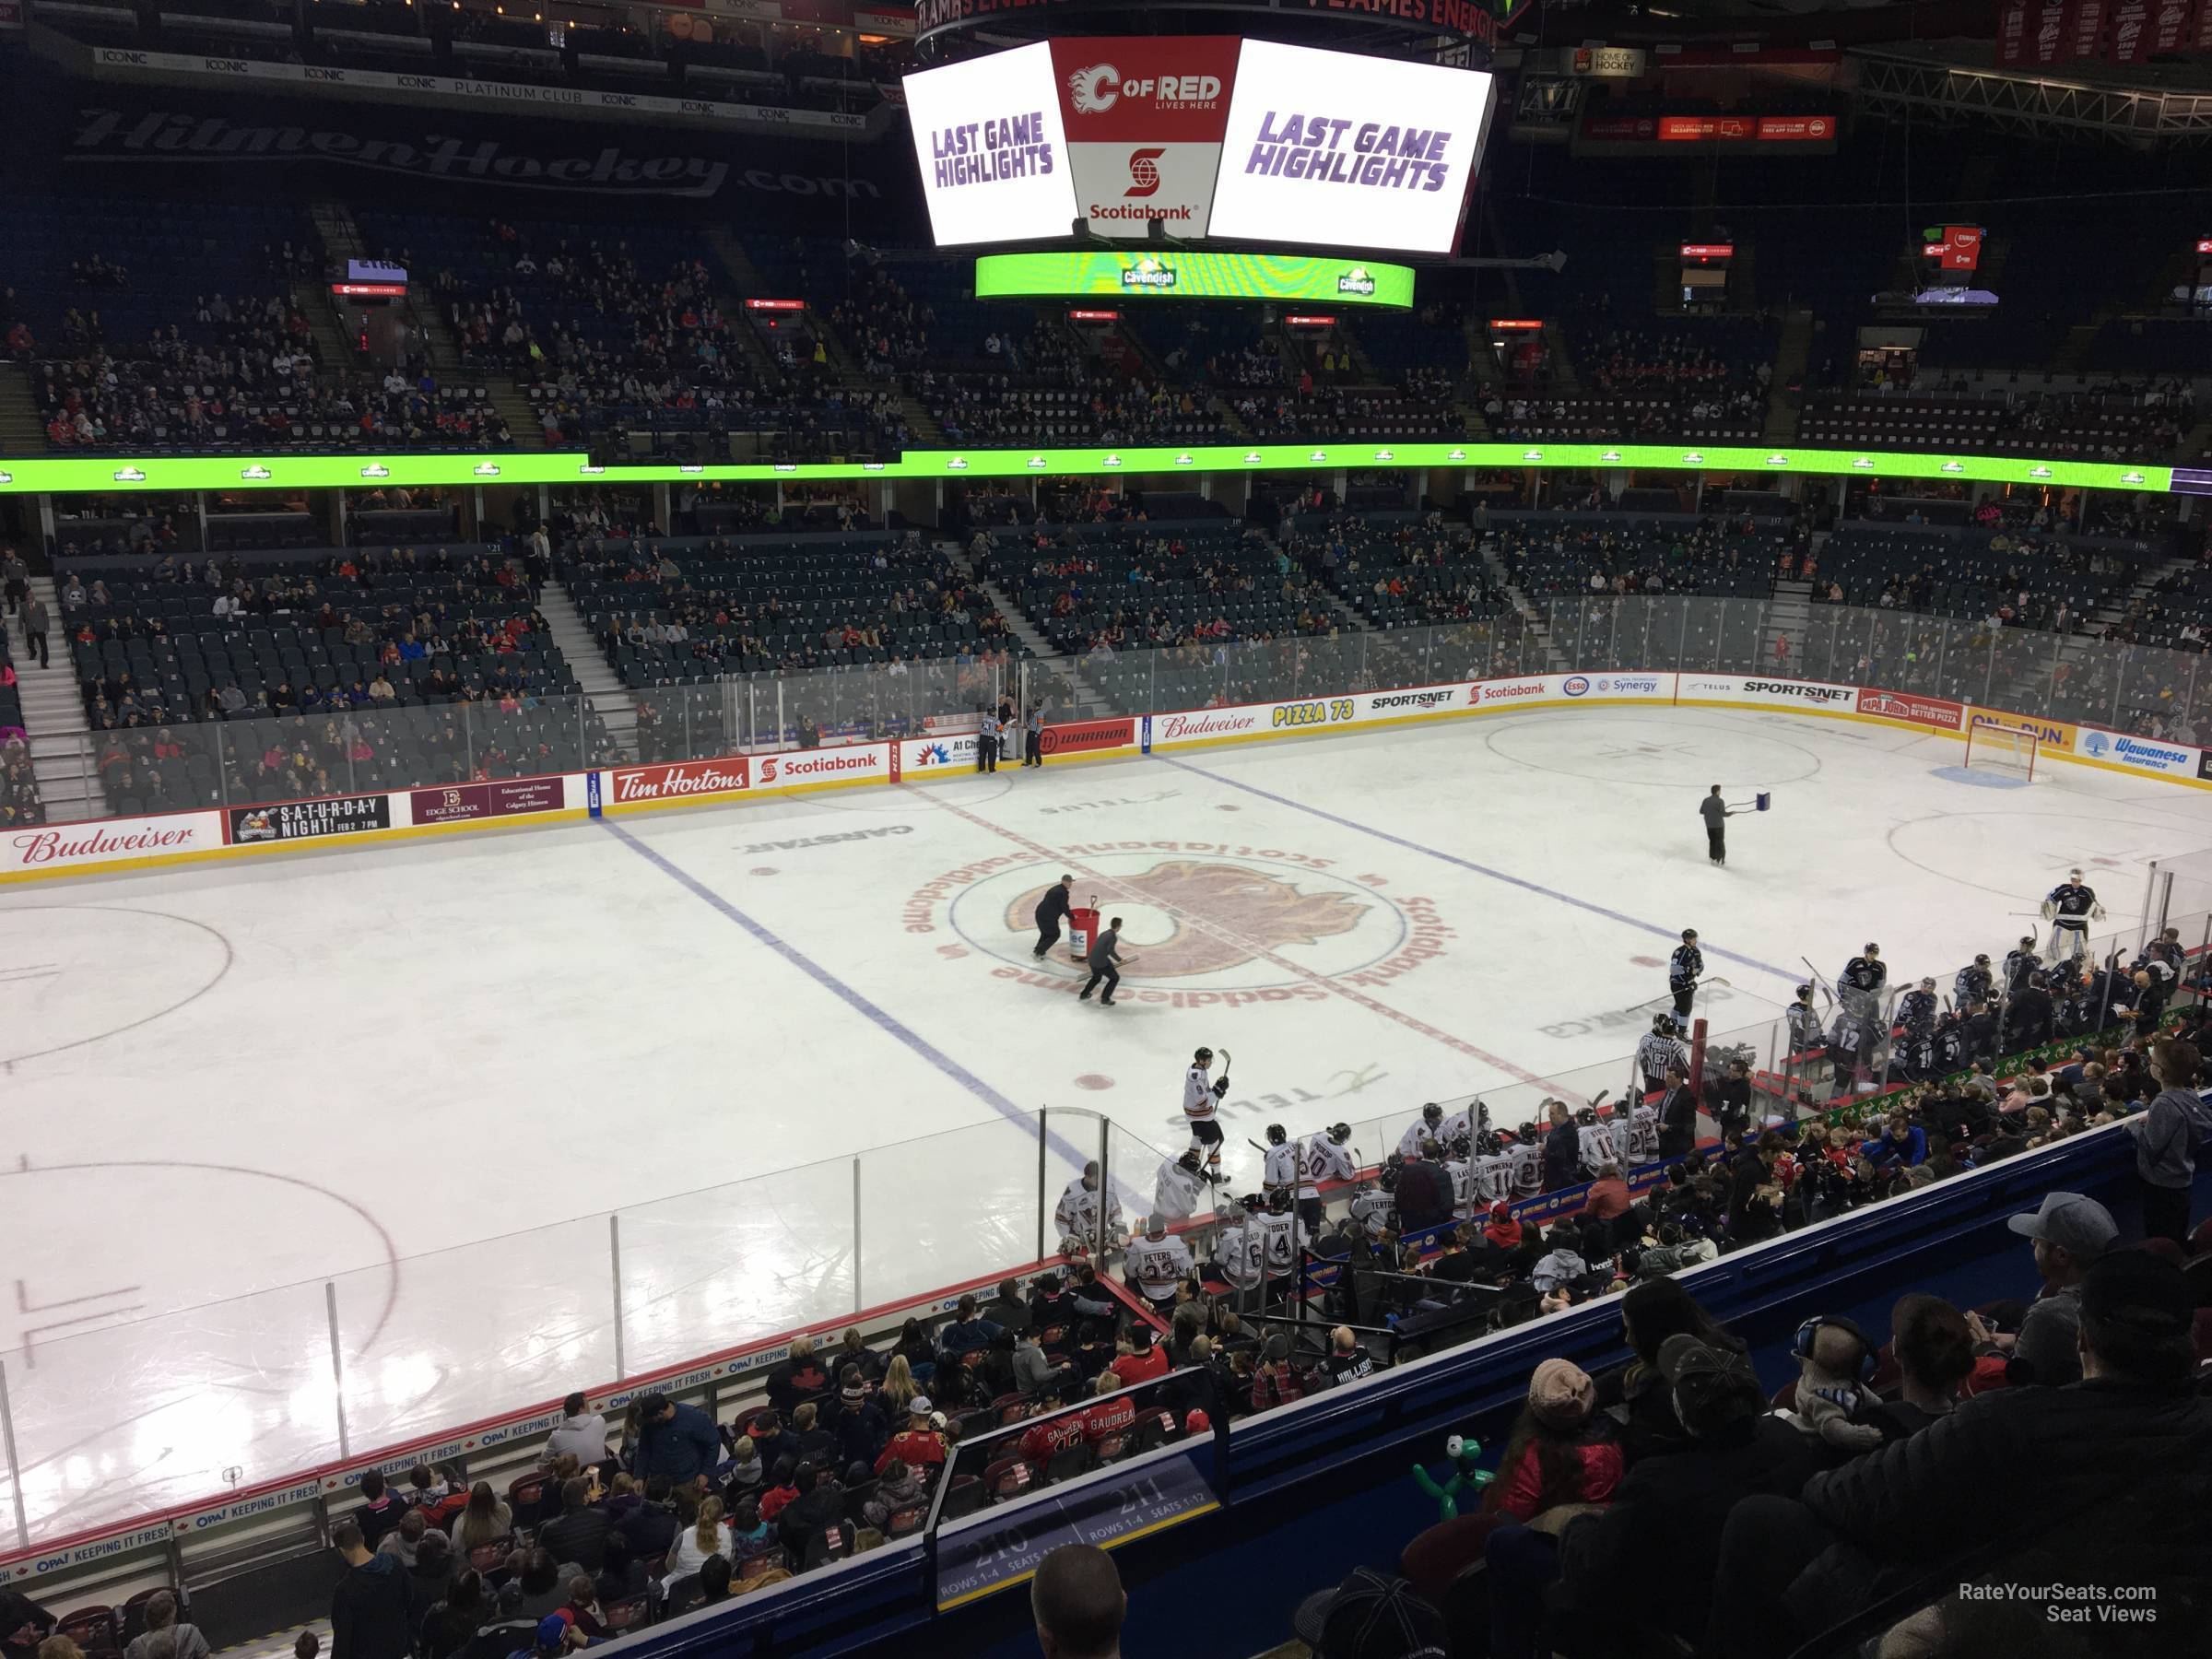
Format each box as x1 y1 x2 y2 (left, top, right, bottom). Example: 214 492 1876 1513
902 41 1077 246
1205 41 1493 255
974 251 1416 308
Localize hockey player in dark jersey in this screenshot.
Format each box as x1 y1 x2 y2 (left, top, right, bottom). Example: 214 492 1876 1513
1669 929 1703 1021
2043 868 2102 961
1898 977 1938 1039
1785 984 1825 1057
1840 944 1887 1006
1954 954 1994 1010
2003 935 2041 994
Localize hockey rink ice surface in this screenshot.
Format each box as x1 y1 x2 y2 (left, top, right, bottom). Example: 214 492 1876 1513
6 702 2212 1538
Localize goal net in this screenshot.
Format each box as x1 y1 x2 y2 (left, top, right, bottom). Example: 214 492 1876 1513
1963 723 2041 781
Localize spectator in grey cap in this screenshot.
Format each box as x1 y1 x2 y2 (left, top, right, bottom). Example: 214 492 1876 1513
1966 1190 2115 1387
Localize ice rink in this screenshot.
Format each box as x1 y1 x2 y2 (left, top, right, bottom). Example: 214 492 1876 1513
6 701 2212 1539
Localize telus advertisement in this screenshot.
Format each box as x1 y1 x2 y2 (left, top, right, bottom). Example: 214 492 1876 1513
904 41 1076 245
1205 40 1493 254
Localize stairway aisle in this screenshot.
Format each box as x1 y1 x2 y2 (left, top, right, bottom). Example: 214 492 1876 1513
16 574 102 821
946 537 1109 717
536 579 639 761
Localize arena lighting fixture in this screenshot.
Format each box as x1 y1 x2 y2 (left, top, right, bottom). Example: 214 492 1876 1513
0 447 2173 495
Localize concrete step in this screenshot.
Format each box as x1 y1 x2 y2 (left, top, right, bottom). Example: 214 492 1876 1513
536 580 637 747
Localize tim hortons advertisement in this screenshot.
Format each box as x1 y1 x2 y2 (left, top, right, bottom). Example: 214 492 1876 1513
2 810 223 876
1679 675 1855 709
609 756 754 806
1039 716 1136 756
1051 37 1238 241
408 776 567 827
1855 688 1965 732
229 795 391 843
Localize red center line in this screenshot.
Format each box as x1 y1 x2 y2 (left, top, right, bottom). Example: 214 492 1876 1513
911 788 1584 1106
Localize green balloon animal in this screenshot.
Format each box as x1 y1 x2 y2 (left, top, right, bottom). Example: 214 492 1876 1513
1410 1433 1495 1520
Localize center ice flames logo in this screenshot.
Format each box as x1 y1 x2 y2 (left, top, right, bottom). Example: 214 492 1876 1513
1005 859 1366 978
1068 64 1121 115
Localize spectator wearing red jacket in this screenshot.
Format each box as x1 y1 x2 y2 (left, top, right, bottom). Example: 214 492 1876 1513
1017 1392 1086 1466
1108 1327 1169 1390
873 1398 947 1477
1079 1374 1136 1443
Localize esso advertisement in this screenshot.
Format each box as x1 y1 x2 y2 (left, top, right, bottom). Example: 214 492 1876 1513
1856 688 1964 732
2075 728 2197 776
1052 36 1238 240
755 744 889 787
1 809 222 877
1206 40 1493 255
904 41 1076 246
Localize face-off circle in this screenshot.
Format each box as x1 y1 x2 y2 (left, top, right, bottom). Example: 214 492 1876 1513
920 844 1447 992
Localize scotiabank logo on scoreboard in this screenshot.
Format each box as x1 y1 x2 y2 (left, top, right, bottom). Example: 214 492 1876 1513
1856 688 1964 732
611 757 752 804
1052 36 1237 241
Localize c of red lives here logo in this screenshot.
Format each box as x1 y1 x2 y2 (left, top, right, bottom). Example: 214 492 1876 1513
1125 147 1165 198
612 758 750 804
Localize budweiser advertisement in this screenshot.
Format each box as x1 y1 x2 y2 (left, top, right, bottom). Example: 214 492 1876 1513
1855 688 1964 732
1147 705 1270 747
1050 36 1239 241
2 810 224 877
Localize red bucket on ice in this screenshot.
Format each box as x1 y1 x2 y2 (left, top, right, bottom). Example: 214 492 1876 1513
1068 906 1100 960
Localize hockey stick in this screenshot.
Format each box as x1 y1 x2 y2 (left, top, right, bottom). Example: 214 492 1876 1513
1800 956 1841 1009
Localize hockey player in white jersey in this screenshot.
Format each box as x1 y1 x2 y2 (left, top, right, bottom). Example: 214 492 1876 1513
1183 1047 1231 1175
1215 1195 1267 1292
1262 1124 1300 1202
1152 1148 1210 1224
1349 1174 1396 1241
1438 1098 1488 1147
1122 1213 1194 1305
1466 1132 1517 1206
1253 1189 1310 1282
1574 1106 1614 1180
1507 1125 1546 1196
1300 1123 1358 1231
1054 1159 1124 1254
1397 1103 1446 1159
2043 868 2102 961
1638 1017 1689 1095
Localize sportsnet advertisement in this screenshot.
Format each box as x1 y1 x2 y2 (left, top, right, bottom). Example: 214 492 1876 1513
1205 40 1493 255
1051 37 1239 241
1678 675 1856 711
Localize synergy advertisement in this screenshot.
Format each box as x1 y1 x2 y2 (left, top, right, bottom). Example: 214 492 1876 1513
903 41 1077 246
903 37 1492 253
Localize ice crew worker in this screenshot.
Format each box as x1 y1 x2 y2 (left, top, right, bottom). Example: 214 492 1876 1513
1079 916 1126 1006
1700 783 1738 866
974 704 999 773
1025 704 1045 768
1033 874 1075 961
